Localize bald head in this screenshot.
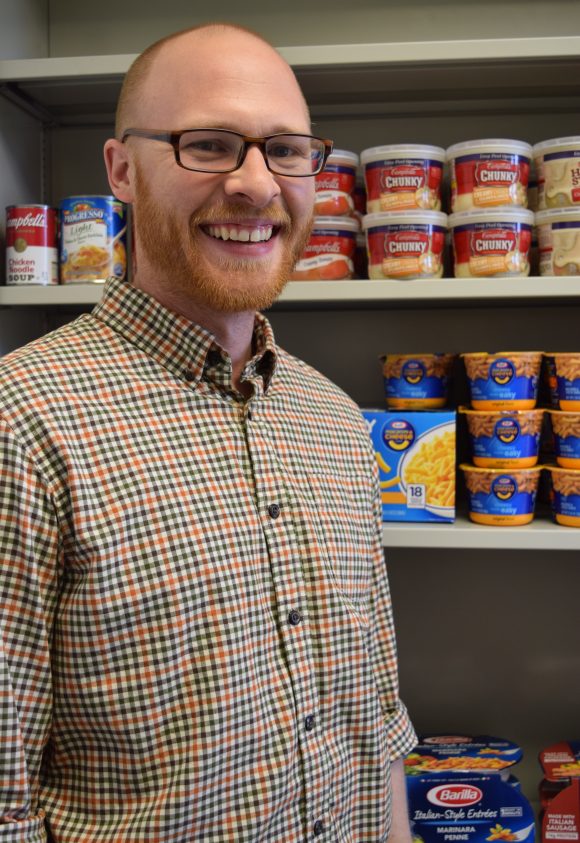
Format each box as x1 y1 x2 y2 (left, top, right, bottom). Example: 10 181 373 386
115 23 309 139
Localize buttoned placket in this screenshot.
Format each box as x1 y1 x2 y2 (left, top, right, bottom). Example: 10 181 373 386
240 394 334 838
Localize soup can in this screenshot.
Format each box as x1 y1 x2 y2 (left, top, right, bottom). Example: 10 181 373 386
60 195 127 283
5 204 58 285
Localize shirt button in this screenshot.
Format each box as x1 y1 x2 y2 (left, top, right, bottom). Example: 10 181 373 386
288 609 302 626
184 369 195 382
304 714 315 732
313 819 325 836
267 503 280 519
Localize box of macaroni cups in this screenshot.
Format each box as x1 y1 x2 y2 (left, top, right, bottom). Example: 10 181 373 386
363 409 456 522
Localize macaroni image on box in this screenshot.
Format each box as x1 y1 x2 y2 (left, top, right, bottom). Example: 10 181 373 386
363 410 456 522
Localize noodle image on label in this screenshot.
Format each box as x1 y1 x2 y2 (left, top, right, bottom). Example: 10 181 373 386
60 195 127 283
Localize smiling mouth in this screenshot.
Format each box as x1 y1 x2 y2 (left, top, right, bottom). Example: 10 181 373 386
204 224 276 243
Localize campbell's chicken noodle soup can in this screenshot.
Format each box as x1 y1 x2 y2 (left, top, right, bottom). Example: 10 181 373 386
447 139 531 212
290 216 358 280
314 149 359 216
60 195 127 283
363 211 447 279
361 144 445 213
449 209 534 277
5 205 58 285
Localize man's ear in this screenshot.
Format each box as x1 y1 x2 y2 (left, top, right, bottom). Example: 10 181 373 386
103 138 135 204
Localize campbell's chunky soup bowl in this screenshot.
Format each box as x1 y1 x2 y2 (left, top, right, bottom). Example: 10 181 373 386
547 410 580 468
545 465 580 526
552 353 580 410
363 211 447 279
462 352 542 410
449 209 534 277
461 464 541 526
361 144 445 213
460 407 544 468
291 216 359 280
533 136 580 209
447 139 531 212
314 149 359 216
382 353 455 409
536 208 580 276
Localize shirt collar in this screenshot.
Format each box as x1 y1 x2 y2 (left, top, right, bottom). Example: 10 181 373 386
91 278 279 392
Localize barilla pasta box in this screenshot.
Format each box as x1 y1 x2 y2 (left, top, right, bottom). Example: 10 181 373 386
538 741 580 811
543 779 580 843
362 410 456 522
405 736 523 779
407 775 535 843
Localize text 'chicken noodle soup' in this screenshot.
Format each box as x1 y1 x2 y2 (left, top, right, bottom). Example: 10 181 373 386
461 463 541 526
460 407 544 468
361 144 445 213
363 211 447 279
553 353 580 410
536 208 580 276
547 410 580 468
314 149 359 216
447 139 531 212
533 136 580 209
382 353 455 409
545 465 580 527
60 195 127 283
462 352 542 410
449 209 534 278
291 216 359 280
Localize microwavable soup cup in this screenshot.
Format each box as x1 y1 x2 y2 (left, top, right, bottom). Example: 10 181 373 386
552 353 580 410
462 351 542 410
547 410 580 468
381 353 455 409
460 463 542 526
460 407 544 468
544 465 580 527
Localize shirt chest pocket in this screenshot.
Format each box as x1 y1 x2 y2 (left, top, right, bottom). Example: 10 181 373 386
306 472 377 605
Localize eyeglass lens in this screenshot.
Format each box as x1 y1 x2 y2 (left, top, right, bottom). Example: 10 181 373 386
177 130 324 174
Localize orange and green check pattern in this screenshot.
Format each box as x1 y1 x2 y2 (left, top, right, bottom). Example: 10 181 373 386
0 277 415 841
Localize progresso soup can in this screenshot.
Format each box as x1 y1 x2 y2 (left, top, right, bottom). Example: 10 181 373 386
5 204 59 285
59 195 127 283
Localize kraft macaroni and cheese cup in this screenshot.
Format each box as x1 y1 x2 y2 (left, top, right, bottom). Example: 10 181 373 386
460 407 544 468
361 144 445 213
462 352 542 410
547 410 580 468
545 465 580 526
536 208 580 276
363 211 447 279
533 136 580 209
553 353 580 410
314 149 359 216
447 139 531 212
449 209 534 277
291 216 359 280
461 464 541 526
382 353 454 409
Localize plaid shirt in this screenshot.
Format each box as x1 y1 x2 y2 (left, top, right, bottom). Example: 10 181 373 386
0 278 415 842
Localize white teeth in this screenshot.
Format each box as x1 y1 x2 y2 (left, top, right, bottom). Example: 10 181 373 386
207 225 274 243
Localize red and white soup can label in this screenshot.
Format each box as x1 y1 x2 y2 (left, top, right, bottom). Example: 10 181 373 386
5 205 59 285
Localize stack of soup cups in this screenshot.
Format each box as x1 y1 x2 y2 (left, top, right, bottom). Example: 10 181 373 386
544 352 580 527
291 149 360 280
459 351 544 525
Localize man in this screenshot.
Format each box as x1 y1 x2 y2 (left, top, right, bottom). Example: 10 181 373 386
0 23 416 841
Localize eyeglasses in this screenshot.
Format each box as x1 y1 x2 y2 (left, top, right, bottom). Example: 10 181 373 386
121 128 334 177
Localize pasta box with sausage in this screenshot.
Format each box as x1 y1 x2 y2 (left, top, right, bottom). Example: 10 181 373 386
363 409 456 522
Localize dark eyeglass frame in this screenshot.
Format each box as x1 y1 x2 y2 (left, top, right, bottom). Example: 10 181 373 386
121 128 334 177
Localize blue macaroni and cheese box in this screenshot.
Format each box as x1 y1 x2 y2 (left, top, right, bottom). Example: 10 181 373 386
363 410 456 522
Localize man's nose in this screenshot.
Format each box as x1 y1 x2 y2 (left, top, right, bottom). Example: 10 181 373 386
222 144 281 206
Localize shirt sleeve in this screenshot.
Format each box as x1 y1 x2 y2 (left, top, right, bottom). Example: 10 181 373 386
0 416 61 836
365 442 418 761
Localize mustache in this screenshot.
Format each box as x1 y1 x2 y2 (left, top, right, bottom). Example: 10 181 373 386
190 202 293 229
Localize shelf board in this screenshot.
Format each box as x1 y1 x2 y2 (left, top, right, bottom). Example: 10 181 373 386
2 277 580 308
382 514 580 550
3 37 580 124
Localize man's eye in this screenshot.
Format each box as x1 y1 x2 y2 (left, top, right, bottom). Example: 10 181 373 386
269 144 301 159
